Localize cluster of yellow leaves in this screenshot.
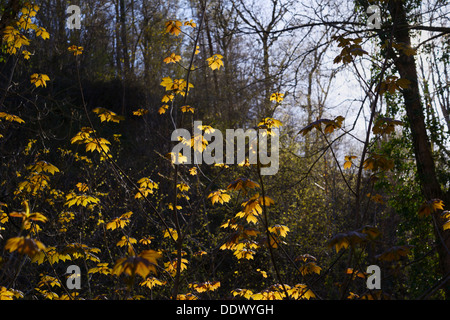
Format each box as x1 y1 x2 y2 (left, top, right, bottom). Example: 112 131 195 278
206 54 224 70
132 108 149 116
112 250 162 279
208 189 231 205
2 3 48 56
270 92 284 103
163 53 181 64
220 221 260 260
249 283 315 300
65 191 100 208
418 199 444 217
57 211 75 233
31 246 71 265
135 177 159 199
166 152 188 164
235 194 274 225
372 117 403 135
375 245 413 262
62 243 101 262
15 161 59 196
92 107 124 123
328 226 381 253
227 178 260 195
298 116 345 136
189 281 221 293
71 127 111 155
333 36 367 64
165 256 189 276
164 20 182 36
5 236 45 258
30 73 50 88
140 276 167 289
164 19 196 36
0 112 25 124
267 224 290 248
367 193 385 205
344 155 357 169
88 263 112 276
382 40 416 56
376 76 411 95
68 45 84 56
160 77 194 96
163 227 179 241
181 105 195 113
9 200 47 232
106 211 133 231
363 153 394 172
0 287 23 300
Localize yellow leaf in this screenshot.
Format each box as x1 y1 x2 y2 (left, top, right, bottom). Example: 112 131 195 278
270 92 284 102
163 53 181 64
92 107 124 123
158 105 169 114
0 112 25 124
184 19 197 28
5 236 45 257
208 190 231 205
206 54 224 70
165 20 182 36
268 224 290 238
418 199 445 217
35 27 49 40
30 73 50 88
133 108 148 116
163 227 178 241
181 105 195 113
68 45 83 55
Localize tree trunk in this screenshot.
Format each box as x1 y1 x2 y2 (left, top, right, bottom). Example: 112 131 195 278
386 0 450 297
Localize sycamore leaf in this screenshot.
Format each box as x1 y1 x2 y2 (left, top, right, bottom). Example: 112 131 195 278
30 73 50 88
299 262 322 276
184 19 197 28
231 289 254 299
227 178 260 194
0 112 25 124
88 263 111 275
418 199 445 217
372 117 403 135
163 227 178 241
328 231 367 252
165 20 182 36
112 250 162 278
163 53 181 64
181 105 195 113
68 45 83 55
298 116 344 136
189 281 221 293
268 224 290 238
208 190 231 205
270 92 284 103
206 54 224 70
92 107 124 123
376 245 413 261
35 27 49 40
344 155 357 169
133 108 148 116
5 236 45 257
140 277 167 289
